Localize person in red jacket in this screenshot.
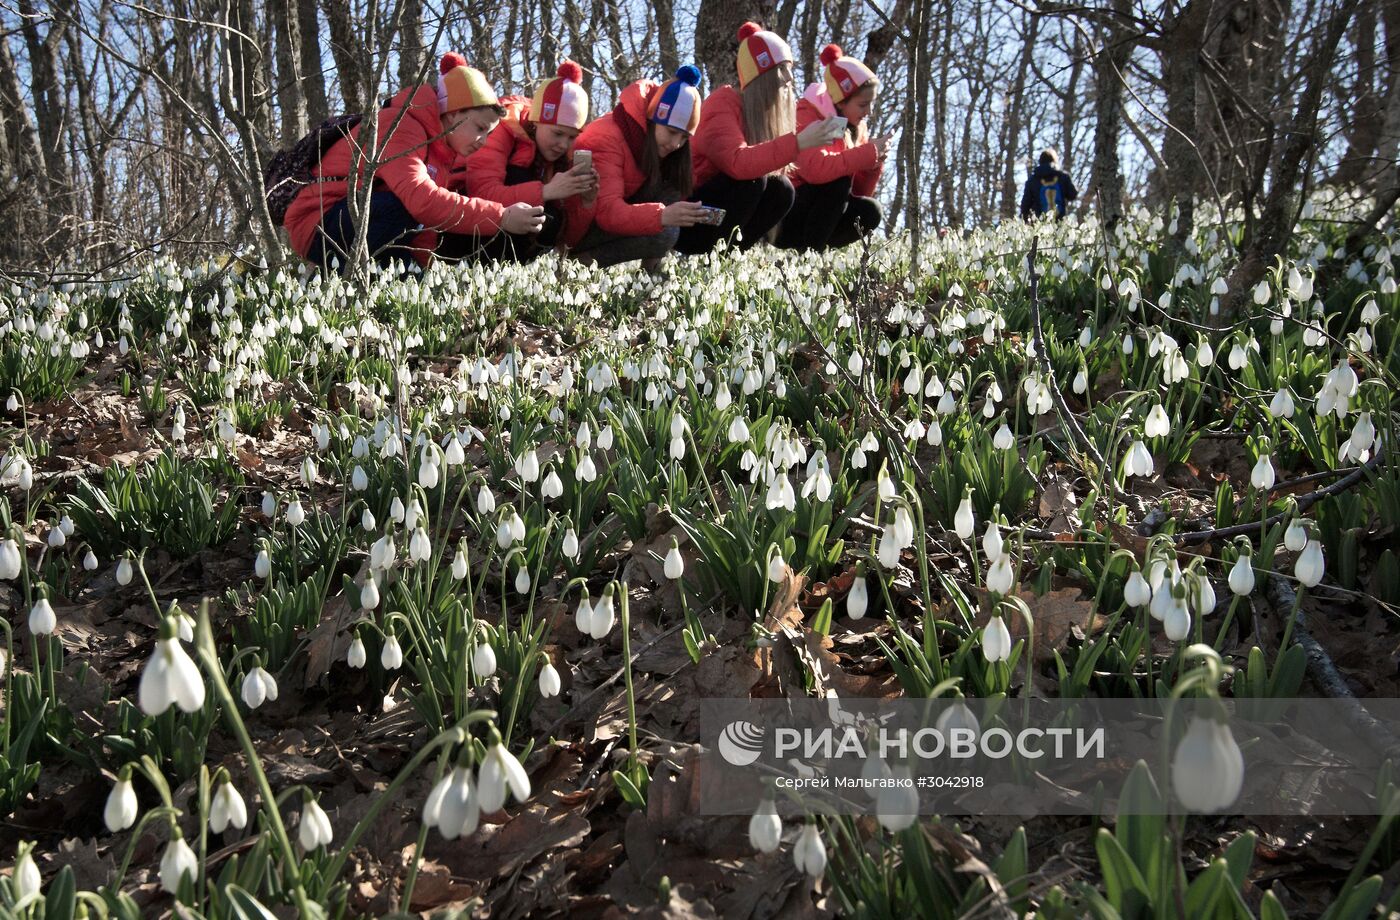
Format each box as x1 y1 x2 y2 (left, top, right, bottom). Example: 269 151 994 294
567 66 711 269
776 45 892 252
284 52 546 272
461 61 599 263
682 22 844 255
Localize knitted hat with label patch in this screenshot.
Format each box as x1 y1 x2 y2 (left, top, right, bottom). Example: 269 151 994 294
820 44 876 105
647 65 703 135
437 52 499 113
530 61 589 130
736 21 793 90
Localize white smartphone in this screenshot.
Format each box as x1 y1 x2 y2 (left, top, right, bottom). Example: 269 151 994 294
572 149 592 171
824 115 849 137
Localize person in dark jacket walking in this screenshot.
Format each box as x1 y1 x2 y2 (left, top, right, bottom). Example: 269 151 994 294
1019 149 1077 220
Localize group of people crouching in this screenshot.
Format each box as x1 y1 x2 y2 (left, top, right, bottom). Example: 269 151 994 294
282 23 890 273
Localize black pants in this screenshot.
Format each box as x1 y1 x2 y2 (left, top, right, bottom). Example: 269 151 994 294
437 164 563 264
775 176 882 251
675 173 794 254
309 189 428 272
571 186 681 269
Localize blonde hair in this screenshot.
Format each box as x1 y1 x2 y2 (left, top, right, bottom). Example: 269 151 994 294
741 62 796 173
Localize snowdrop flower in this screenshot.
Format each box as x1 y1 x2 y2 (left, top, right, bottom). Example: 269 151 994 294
1268 388 1295 419
1124 567 1156 605
590 590 618 640
104 774 138 832
574 594 595 635
598 425 614 450
1250 454 1275 492
514 566 531 594
1171 717 1243 812
210 781 248 834
1228 549 1255 596
1144 404 1170 438
254 547 271 579
472 641 497 679
477 485 497 515
360 576 380 610
361 508 376 532
983 614 1012 662
381 634 403 670
575 451 597 481
298 797 334 849
993 424 1015 450
0 539 20 580
542 470 563 499
451 547 469 579
347 635 367 668
285 500 305 527
300 456 318 486
138 621 205 716
748 799 782 853
793 823 827 878
562 528 580 560
116 556 133 585
478 739 532 814
1163 592 1191 641
241 665 278 709
417 456 440 489
1284 518 1308 552
515 450 540 482
986 553 1015 595
1122 440 1154 479
423 765 480 840
1189 569 1217 617
664 540 684 580
767 550 787 583
953 488 975 540
539 657 561 698
1295 539 1324 587
847 574 868 620
46 525 64 548
159 835 197 893
876 765 919 832
877 467 897 503
409 527 432 563
981 518 1003 561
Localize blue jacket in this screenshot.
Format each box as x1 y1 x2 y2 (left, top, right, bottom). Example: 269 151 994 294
1020 163 1077 219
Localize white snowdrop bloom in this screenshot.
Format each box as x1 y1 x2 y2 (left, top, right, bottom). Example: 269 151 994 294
1144 404 1170 438
1295 540 1325 587
514 566 531 594
380 634 403 670
477 485 496 515
846 575 868 620
423 765 480 841
254 547 271 579
748 799 782 853
1123 570 1151 608
562 528 580 560
361 508 376 532
953 491 975 540
539 657 562 697
261 491 277 517
417 457 440 489
1122 440 1154 479
210 781 249 834
138 630 206 716
793 823 827 878
598 425 614 450
444 437 465 466
104 776 139 832
982 521 1003 560
347 636 367 668
285 500 305 527
409 527 431 563
767 551 787 583
576 420 593 450
1163 593 1191 641
0 539 21 580
477 741 532 813
298 798 334 850
28 596 56 632
116 556 133 585
986 553 1016 595
542 470 564 499
159 836 198 893
1171 717 1244 813
877 765 919 832
515 450 540 482
300 456 318 486
575 452 597 482
82 548 98 571
471 641 497 678
359 576 380 610
241 666 279 709
1268 388 1295 418
983 614 1011 662
664 543 684 580
1250 454 1275 492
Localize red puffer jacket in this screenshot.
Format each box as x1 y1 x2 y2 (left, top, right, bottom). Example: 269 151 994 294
567 80 669 238
283 84 506 264
790 83 882 197
691 84 800 187
465 97 591 247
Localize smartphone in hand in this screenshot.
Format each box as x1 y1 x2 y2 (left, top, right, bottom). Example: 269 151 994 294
701 205 727 226
824 116 849 138
572 149 593 171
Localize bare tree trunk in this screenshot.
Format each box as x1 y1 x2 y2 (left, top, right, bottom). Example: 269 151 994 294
999 9 1039 220
654 0 680 74
297 0 329 123
797 0 820 85
695 0 776 89
18 0 72 205
1089 0 1132 228
322 0 367 112
1161 0 1211 243
1061 25 1084 173
397 0 424 88
864 0 913 74
270 0 308 142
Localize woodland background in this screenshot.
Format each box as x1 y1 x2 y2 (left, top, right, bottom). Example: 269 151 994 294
0 0 1396 273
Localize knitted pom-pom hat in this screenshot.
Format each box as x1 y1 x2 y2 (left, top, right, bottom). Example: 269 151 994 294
437 52 499 113
647 65 703 134
530 61 589 130
819 43 876 104
736 21 793 90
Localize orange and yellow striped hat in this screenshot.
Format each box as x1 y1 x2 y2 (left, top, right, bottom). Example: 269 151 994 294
436 52 498 113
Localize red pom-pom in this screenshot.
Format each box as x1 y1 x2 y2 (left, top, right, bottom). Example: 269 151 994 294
737 21 761 41
440 52 467 75
819 44 843 67
557 60 583 83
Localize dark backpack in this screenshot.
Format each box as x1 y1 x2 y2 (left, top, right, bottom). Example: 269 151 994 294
262 114 363 227
1037 174 1065 216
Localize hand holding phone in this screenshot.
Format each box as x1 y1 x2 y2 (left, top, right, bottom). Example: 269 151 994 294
700 205 727 226
572 149 592 171
824 115 849 139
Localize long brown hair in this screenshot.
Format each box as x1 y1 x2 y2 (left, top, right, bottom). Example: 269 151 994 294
640 128 693 198
741 62 796 158
521 120 559 182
